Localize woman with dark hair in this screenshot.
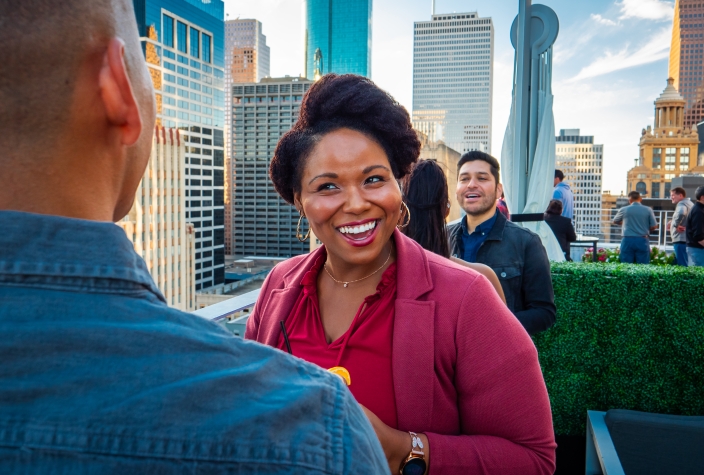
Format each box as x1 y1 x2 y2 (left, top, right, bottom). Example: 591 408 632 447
544 199 577 261
246 74 556 475
401 159 505 303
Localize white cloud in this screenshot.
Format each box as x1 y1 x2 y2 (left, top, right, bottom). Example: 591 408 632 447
617 0 674 21
591 14 620 27
567 28 671 82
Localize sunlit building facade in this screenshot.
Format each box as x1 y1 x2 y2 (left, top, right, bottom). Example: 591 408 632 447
118 127 196 311
412 12 493 154
224 18 270 254
133 0 226 291
230 77 313 257
627 79 703 198
555 129 604 235
669 0 704 129
303 0 372 79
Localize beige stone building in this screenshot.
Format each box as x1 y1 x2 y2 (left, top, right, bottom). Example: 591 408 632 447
417 132 463 222
627 78 704 198
118 127 196 311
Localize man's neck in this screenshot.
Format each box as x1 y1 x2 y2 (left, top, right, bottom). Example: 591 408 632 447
465 207 497 234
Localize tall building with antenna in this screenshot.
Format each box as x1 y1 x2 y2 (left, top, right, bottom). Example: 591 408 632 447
412 7 494 154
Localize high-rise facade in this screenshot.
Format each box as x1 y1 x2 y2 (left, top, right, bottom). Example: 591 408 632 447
669 0 704 129
303 0 372 79
132 0 226 291
118 127 196 311
555 129 604 235
230 77 313 257
224 19 270 254
627 79 703 198
412 12 493 154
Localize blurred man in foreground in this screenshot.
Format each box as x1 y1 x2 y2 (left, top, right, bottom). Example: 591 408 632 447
0 1 386 473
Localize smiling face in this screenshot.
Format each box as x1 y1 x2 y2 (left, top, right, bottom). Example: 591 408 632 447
294 128 402 266
456 159 502 217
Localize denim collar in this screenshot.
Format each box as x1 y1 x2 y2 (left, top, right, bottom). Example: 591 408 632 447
460 208 499 236
0 211 163 301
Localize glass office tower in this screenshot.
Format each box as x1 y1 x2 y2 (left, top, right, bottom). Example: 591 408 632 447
670 0 704 129
412 12 493 154
303 0 372 79
132 0 226 291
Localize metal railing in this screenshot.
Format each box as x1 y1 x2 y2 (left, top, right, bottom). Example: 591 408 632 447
573 208 675 249
192 289 258 336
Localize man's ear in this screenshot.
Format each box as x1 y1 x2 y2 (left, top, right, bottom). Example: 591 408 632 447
497 182 504 199
99 38 142 146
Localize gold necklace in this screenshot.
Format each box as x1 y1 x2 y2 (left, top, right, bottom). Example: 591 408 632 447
323 250 392 288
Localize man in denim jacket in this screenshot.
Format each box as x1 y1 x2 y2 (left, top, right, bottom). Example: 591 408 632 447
0 1 387 473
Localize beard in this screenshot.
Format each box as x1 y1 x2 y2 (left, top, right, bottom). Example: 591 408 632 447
461 190 498 217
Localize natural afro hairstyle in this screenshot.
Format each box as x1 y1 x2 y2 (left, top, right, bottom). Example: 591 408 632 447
270 74 421 205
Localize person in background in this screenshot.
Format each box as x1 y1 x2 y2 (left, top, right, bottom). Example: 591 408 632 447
448 151 556 336
544 199 577 261
612 191 658 264
497 191 510 220
553 170 574 220
668 187 694 266
401 159 506 303
0 1 387 472
685 186 704 266
247 74 556 475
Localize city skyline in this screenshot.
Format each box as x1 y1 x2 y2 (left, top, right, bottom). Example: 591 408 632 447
225 0 682 196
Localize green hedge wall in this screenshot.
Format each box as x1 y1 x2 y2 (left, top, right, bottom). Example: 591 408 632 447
534 262 704 436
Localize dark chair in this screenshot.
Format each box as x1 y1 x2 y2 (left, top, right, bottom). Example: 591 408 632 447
586 409 704 475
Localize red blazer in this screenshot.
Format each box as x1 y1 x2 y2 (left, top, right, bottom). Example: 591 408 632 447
246 230 556 475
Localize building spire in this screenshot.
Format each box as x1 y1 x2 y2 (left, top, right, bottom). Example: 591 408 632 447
432 0 435 15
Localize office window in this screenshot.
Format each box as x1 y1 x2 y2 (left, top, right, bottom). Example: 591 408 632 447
665 148 676 170
652 148 662 169
190 28 200 58
202 34 211 63
681 147 690 170
652 182 660 198
163 15 174 47
177 21 188 53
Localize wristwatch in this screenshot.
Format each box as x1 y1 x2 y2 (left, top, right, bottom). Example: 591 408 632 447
399 432 427 475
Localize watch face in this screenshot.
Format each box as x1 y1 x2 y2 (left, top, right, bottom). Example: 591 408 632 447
402 458 426 475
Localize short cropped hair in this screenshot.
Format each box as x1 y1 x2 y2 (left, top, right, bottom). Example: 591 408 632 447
696 186 704 201
671 187 686 197
456 151 500 185
628 191 641 201
555 170 565 181
0 1 117 151
545 199 563 215
270 74 421 205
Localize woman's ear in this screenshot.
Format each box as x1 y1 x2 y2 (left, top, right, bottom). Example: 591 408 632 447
293 193 303 215
444 202 451 219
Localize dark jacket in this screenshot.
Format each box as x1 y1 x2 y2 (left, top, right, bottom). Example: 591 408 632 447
544 213 577 261
449 212 556 335
686 201 704 249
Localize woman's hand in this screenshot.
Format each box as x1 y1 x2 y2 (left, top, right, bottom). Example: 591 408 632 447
359 405 429 475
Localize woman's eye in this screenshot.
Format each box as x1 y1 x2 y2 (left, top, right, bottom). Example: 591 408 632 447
316 183 337 192
365 175 384 184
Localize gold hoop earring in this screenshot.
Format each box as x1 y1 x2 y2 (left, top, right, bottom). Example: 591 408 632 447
296 213 311 242
397 202 411 229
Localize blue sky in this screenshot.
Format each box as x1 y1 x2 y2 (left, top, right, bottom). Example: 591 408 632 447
225 0 677 195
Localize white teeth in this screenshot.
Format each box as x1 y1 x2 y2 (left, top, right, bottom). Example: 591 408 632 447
338 221 377 235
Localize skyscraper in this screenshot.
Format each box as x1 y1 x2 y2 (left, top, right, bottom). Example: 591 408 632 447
303 0 372 79
132 0 226 291
118 127 196 311
230 77 313 257
412 12 494 154
669 0 704 129
224 19 270 254
555 129 603 236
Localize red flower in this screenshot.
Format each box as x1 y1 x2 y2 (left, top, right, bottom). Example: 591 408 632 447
598 255 606 262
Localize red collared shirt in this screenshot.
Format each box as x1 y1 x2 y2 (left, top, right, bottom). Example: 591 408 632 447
278 254 399 429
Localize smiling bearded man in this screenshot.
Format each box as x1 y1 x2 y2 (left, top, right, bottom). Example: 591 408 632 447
447 151 556 336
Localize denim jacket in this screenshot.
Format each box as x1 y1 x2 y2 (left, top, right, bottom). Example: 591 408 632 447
449 212 556 335
0 211 386 474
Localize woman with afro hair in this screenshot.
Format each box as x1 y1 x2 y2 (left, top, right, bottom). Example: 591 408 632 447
245 74 556 475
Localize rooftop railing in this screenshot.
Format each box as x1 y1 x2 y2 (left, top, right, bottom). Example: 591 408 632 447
573 208 676 248
192 288 258 336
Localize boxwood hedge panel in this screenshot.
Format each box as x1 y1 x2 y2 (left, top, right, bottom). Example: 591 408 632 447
534 263 704 436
